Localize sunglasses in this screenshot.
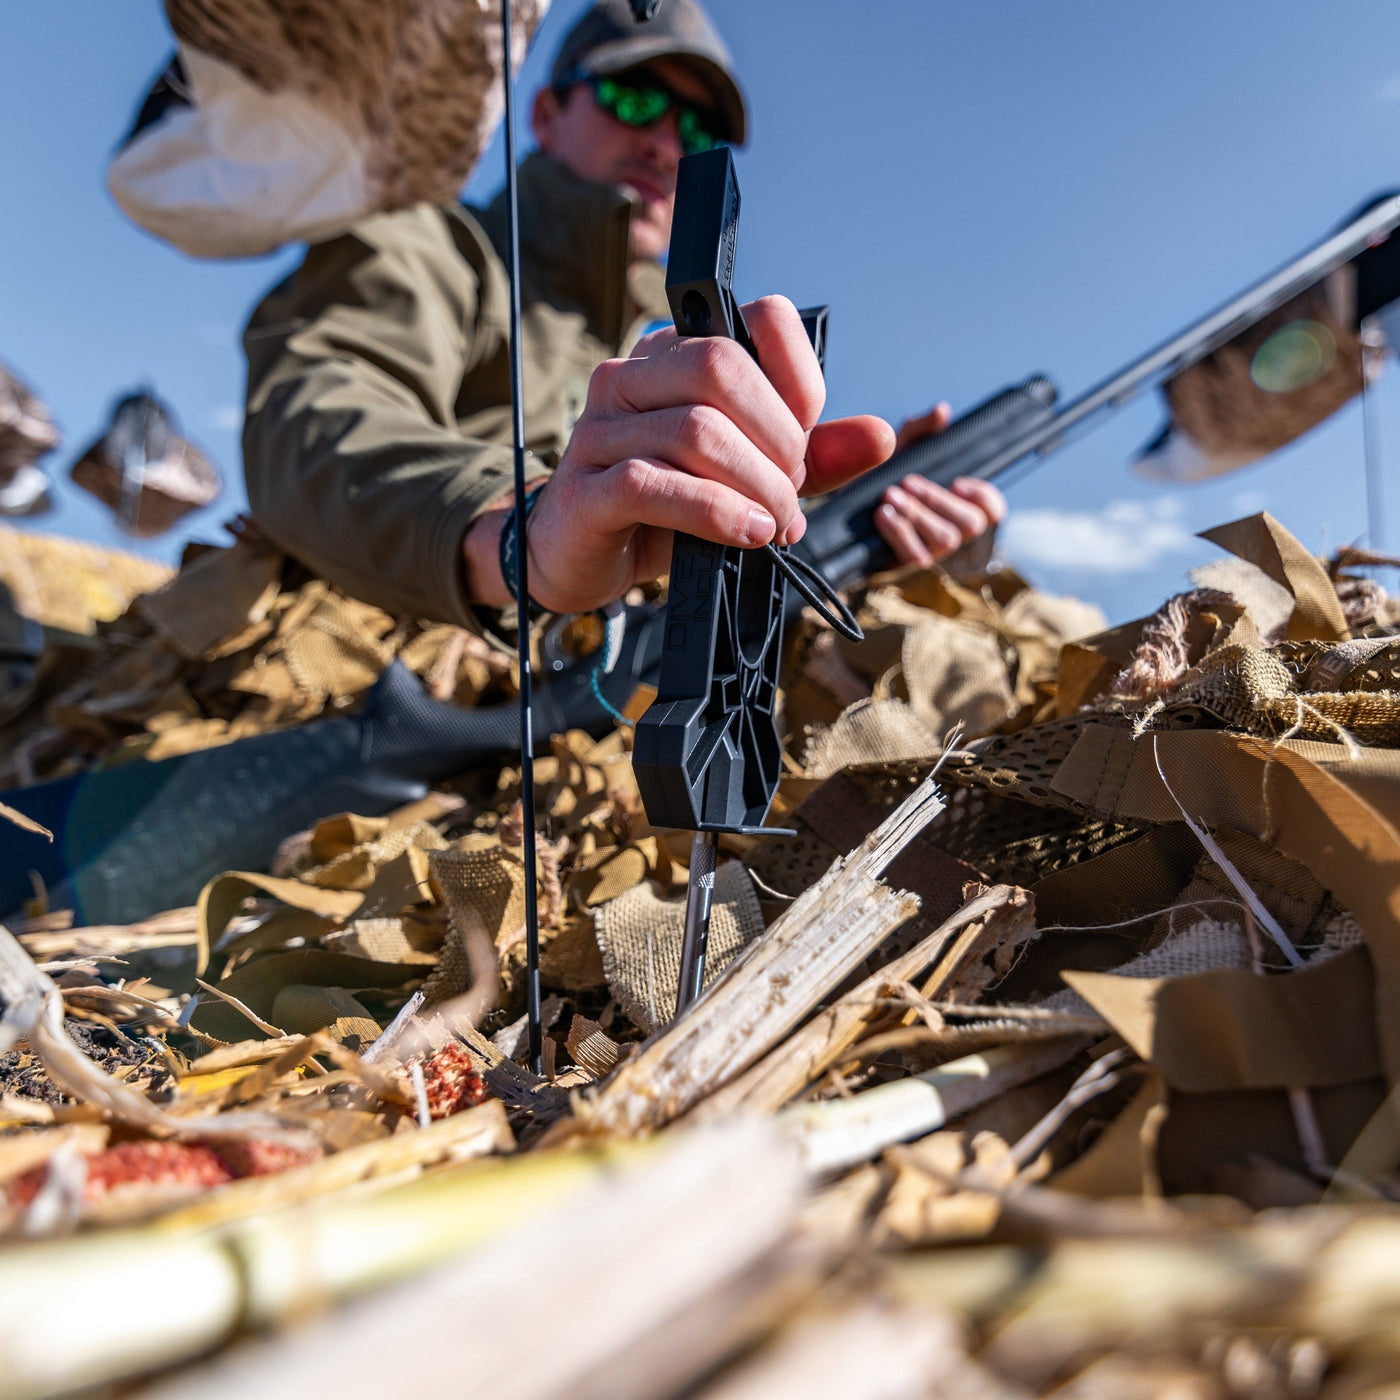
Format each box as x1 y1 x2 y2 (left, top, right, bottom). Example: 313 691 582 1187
559 69 724 157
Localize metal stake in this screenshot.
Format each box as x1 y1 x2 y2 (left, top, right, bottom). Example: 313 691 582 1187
676 829 717 1014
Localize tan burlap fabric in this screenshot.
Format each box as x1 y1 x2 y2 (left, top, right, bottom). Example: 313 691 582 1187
1000 587 1107 647
594 862 765 1032
900 615 1017 740
1148 642 1400 746
135 541 284 661
310 821 448 892
1254 690 1400 747
1199 512 1350 641
801 699 939 779
859 585 1018 738
423 842 529 1003
1044 918 1254 1019
0 536 517 788
282 591 397 697
1191 557 1295 640
323 916 440 965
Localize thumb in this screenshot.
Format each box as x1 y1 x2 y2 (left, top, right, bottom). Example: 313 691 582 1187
895 402 952 454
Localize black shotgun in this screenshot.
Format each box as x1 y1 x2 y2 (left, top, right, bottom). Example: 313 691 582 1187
0 376 1049 926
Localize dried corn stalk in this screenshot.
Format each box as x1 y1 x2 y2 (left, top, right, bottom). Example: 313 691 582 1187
136 1125 809 1400
580 774 945 1137
692 885 1037 1120
783 1039 1091 1175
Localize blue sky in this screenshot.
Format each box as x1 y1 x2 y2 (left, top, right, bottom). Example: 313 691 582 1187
5 1 1400 622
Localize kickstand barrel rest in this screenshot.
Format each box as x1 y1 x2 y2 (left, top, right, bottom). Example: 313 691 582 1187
632 146 862 1021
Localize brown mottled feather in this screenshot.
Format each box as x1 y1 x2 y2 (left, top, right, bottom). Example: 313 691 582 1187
162 0 546 208
1165 275 1363 466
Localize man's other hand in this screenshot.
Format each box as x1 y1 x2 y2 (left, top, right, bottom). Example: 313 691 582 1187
493 295 893 615
874 401 1007 569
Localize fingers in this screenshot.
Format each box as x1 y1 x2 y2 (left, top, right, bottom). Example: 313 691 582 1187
563 457 778 557
894 402 952 454
899 476 995 538
526 458 779 613
874 474 1004 568
629 321 675 359
950 475 1007 525
876 488 956 566
579 298 830 547
803 415 897 495
741 296 827 432
599 332 807 483
874 496 938 568
567 403 800 531
635 298 825 423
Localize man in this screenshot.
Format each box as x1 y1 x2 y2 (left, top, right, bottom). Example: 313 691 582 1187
243 0 1004 630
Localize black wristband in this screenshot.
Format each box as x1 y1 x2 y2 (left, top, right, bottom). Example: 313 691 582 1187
499 483 547 618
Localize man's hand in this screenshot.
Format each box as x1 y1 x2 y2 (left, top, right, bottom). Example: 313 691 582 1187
874 402 1007 569
466 296 893 615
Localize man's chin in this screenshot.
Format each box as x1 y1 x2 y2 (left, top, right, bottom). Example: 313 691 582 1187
628 219 670 264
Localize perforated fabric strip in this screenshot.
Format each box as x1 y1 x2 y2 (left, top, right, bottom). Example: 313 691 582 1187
1309 635 1400 691
946 715 1115 816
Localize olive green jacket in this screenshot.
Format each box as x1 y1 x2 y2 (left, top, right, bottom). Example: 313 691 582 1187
242 154 669 626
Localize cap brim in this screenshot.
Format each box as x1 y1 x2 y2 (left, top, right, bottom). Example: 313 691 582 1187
582 39 747 145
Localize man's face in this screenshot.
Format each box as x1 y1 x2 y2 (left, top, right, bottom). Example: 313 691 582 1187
531 59 720 263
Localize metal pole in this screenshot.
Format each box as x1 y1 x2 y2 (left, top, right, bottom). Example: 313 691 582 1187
969 195 1400 486
676 830 717 1014
1362 318 1387 554
500 0 543 1076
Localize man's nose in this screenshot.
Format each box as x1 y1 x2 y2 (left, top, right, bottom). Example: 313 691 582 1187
637 110 684 167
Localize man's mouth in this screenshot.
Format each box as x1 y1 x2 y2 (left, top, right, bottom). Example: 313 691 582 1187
619 173 671 209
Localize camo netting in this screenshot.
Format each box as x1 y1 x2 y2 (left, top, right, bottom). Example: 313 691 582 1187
8 508 1400 1259
0 525 516 788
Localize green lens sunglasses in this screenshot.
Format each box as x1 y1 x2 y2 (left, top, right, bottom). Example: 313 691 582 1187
560 69 723 156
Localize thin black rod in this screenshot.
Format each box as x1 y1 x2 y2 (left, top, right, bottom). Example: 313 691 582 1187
971 194 1400 488
500 0 543 1076
1361 320 1387 554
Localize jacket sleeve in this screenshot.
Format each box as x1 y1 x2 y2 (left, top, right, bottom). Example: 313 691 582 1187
242 205 534 627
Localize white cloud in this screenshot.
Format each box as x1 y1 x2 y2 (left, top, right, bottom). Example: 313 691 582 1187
210 404 243 432
1000 496 1196 574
